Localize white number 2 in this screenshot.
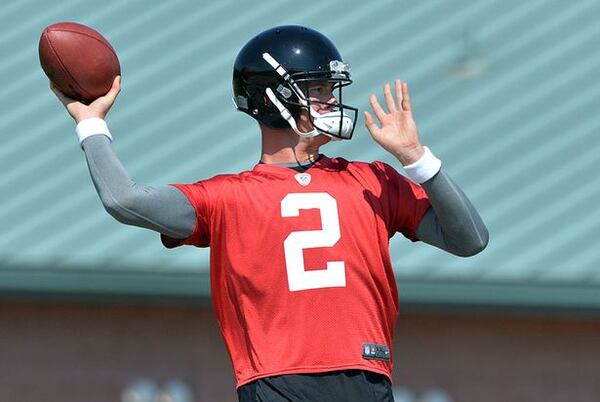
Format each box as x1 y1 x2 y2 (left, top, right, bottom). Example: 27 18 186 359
280 192 346 292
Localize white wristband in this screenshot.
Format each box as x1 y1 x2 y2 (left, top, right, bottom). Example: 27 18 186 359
75 118 112 145
403 146 442 184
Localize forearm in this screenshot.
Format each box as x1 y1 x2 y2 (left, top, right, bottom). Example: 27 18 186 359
401 147 488 256
416 169 489 256
81 134 195 239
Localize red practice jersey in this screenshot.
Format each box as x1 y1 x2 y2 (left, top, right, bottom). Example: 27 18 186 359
162 156 430 387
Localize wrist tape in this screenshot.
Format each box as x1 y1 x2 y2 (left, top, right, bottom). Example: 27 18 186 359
404 146 442 184
76 118 112 145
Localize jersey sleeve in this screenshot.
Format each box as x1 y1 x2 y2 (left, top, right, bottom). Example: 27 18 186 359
160 182 211 248
374 161 431 240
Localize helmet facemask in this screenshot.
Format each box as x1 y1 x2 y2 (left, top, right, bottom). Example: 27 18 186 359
262 53 358 140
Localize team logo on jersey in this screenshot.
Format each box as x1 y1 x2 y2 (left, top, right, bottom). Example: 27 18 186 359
294 173 311 186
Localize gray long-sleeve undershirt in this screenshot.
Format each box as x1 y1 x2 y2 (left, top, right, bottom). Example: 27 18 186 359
82 135 196 239
417 171 488 256
81 135 488 256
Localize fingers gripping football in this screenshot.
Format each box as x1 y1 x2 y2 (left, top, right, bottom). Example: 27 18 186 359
51 76 121 123
365 80 424 166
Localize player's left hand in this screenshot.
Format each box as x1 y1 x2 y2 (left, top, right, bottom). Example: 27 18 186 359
365 80 424 166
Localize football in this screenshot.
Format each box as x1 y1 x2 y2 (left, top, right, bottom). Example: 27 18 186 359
39 22 121 104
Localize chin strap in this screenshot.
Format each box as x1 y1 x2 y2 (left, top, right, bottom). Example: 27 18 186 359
309 109 353 139
265 87 321 138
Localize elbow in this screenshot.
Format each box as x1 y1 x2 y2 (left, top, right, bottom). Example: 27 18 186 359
101 193 138 225
454 227 489 257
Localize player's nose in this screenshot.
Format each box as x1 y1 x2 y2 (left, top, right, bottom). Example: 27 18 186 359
313 95 338 113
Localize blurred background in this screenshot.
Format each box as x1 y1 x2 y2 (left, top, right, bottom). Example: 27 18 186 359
1 0 600 401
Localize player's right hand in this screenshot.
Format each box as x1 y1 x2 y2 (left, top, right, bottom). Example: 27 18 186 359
364 80 424 166
50 75 121 124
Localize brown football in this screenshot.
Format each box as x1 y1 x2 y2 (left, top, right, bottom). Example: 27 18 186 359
39 22 121 104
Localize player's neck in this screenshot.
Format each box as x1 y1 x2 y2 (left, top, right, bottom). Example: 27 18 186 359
259 126 326 166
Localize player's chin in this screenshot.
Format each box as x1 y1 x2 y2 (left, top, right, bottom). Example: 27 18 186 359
310 133 332 147
320 133 333 144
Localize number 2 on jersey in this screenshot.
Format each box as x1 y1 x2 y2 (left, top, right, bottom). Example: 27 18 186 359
280 192 346 292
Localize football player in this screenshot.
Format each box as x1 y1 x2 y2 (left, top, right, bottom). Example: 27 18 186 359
51 25 488 402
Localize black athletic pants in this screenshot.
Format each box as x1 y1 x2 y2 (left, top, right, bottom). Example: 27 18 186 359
237 370 394 402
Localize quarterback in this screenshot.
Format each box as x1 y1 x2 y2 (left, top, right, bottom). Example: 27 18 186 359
52 25 488 402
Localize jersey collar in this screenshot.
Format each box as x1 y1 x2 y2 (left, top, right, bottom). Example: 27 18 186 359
253 154 336 174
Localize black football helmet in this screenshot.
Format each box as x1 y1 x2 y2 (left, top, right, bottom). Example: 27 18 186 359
232 25 358 140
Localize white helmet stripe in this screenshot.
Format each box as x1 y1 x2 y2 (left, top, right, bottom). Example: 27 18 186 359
262 53 287 79
262 53 309 107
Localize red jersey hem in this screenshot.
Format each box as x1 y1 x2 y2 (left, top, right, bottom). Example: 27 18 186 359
235 364 392 388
